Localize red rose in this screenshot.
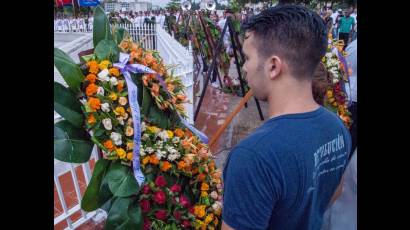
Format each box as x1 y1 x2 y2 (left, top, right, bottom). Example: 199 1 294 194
182 220 191 228
154 190 167 204
155 175 167 187
179 195 191 208
173 210 182 220
170 184 182 193
142 185 151 194
155 209 168 221
143 217 151 230
140 199 151 213
189 206 195 215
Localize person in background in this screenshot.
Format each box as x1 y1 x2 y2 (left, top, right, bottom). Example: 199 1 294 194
338 10 355 50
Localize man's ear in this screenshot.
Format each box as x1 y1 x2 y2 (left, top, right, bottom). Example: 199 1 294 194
268 56 283 80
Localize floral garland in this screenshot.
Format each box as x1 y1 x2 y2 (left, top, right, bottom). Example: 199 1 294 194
322 33 352 127
79 37 222 229
53 6 224 229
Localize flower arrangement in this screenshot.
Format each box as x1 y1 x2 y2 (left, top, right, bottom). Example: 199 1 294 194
54 6 222 230
322 33 352 127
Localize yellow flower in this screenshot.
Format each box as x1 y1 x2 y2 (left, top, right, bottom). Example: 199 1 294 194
114 107 126 116
125 126 134 136
116 148 126 159
126 141 134 150
166 130 174 139
109 92 118 101
99 60 111 70
205 213 214 225
142 156 150 165
201 191 208 198
127 152 133 161
147 126 160 134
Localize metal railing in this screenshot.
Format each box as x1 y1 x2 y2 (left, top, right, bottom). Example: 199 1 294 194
112 22 157 50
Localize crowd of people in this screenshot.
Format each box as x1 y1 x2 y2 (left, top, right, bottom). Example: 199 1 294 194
54 14 94 32
107 10 166 28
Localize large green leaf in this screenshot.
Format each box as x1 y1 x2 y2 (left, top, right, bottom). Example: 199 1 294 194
54 82 83 128
54 120 93 163
81 159 110 211
106 161 140 197
54 48 85 93
94 39 119 62
93 6 112 47
141 85 152 117
99 176 114 208
105 197 143 230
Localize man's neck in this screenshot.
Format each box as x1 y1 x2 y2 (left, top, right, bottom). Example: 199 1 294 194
267 80 319 119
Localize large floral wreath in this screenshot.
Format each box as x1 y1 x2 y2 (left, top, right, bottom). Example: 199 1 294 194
54 6 222 230
321 33 353 127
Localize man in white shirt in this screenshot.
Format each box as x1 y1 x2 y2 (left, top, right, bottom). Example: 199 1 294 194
330 9 341 38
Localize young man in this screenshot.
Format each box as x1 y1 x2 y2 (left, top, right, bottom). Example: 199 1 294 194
338 10 355 50
222 5 352 230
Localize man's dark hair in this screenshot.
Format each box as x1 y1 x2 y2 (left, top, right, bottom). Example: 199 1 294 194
242 5 327 79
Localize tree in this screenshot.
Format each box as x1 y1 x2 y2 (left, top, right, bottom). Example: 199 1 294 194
166 0 181 12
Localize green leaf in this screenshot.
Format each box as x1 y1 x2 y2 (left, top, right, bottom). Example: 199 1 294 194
54 120 94 163
94 39 119 62
105 197 143 230
81 159 110 211
114 27 129 45
54 82 84 128
93 6 112 47
141 85 152 117
106 161 140 197
54 48 85 92
80 54 95 63
98 175 114 207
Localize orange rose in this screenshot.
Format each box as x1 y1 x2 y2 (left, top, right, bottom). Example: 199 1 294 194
88 97 101 111
201 183 209 191
149 154 159 165
103 140 114 150
144 52 155 65
87 61 99 74
117 80 124 92
131 43 140 52
142 156 150 165
167 84 175 92
86 74 97 83
87 113 96 124
109 68 120 77
119 40 129 50
177 160 186 170
160 161 172 172
86 83 98 96
174 128 184 138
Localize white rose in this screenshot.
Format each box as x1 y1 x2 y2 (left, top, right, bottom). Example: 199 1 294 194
210 191 218 200
141 133 150 141
98 69 110 82
155 150 166 160
157 140 163 147
101 103 110 112
110 132 122 146
325 52 332 59
212 201 222 211
145 147 154 154
140 147 145 156
119 97 128 106
158 130 169 141
110 77 118 86
141 122 146 132
97 87 105 96
167 152 181 161
123 112 129 120
102 118 112 130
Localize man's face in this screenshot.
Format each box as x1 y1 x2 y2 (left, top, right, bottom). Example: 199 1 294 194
242 32 269 101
